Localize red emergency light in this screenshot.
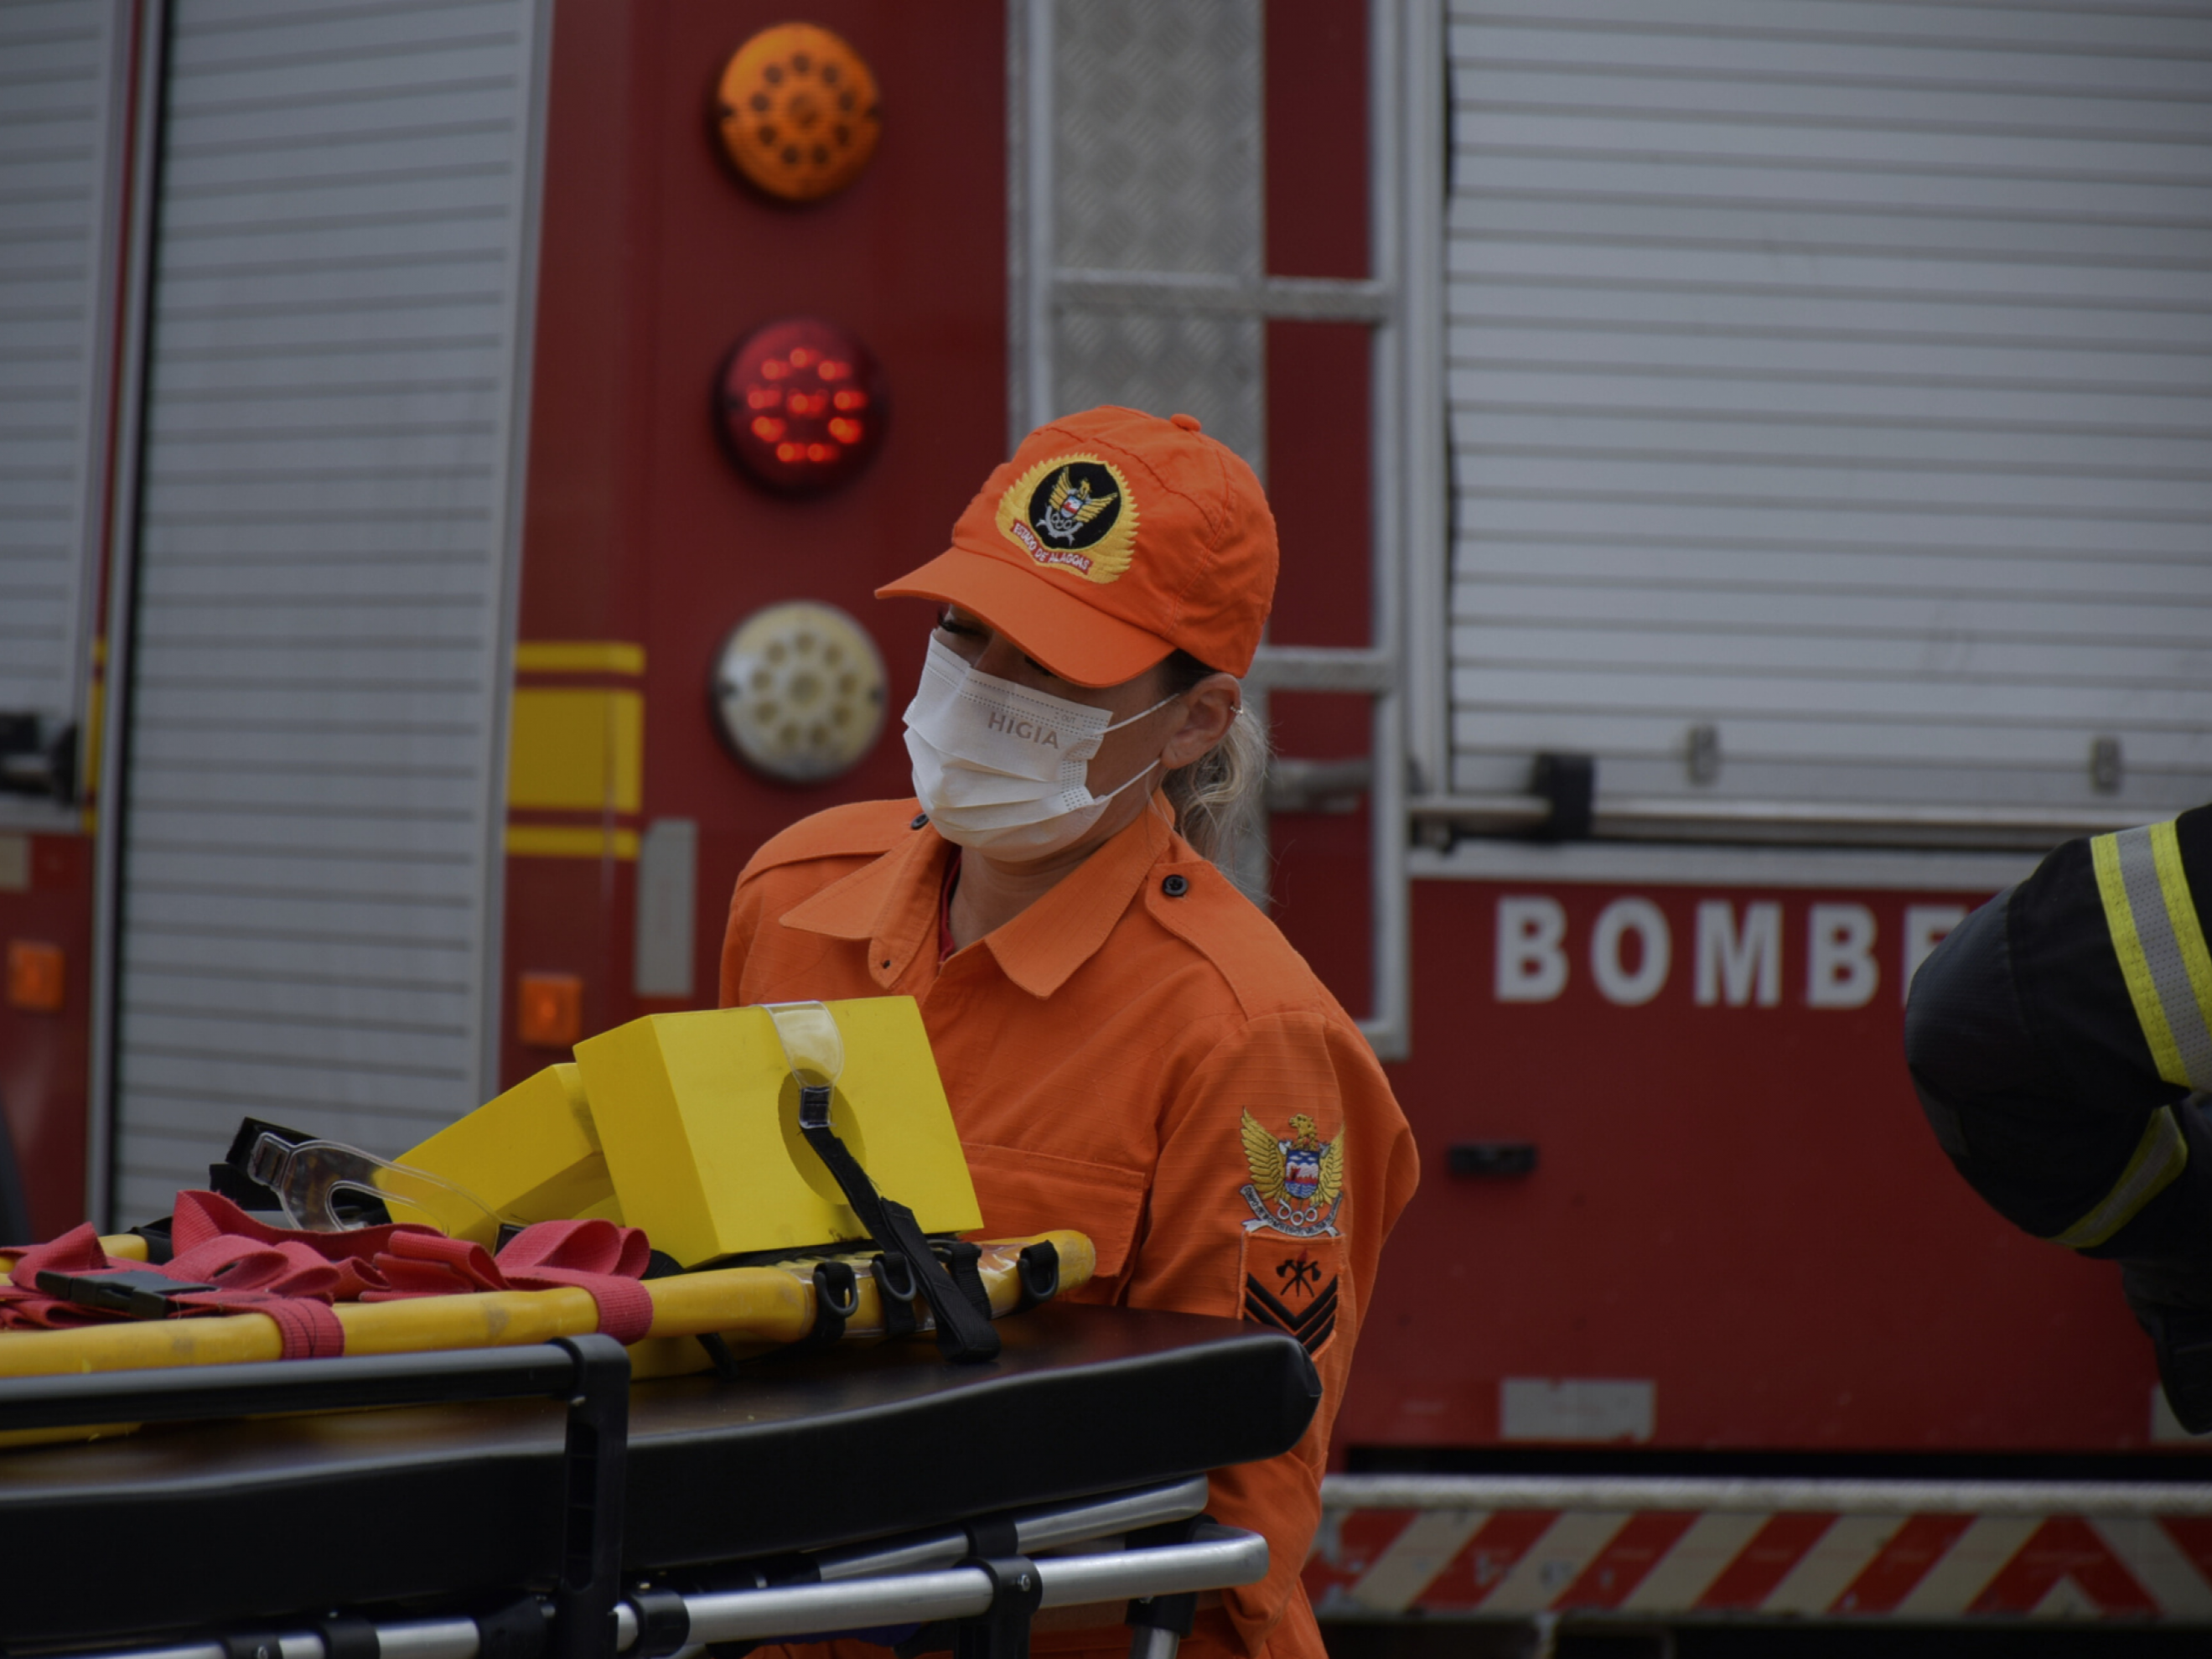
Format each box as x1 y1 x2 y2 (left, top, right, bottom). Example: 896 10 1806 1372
716 318 886 495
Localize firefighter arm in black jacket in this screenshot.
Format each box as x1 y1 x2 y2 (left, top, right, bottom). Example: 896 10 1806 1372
1904 805 2212 1423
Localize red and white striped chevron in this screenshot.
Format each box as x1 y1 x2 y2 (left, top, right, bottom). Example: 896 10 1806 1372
1305 1478 2212 1622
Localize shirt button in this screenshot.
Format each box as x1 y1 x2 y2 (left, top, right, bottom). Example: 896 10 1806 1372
1162 874 1189 897
910 812 929 830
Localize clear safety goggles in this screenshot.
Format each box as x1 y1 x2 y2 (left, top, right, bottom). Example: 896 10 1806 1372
244 1133 510 1241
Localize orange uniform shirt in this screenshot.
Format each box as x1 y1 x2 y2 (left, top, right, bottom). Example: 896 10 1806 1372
720 795 1418 1659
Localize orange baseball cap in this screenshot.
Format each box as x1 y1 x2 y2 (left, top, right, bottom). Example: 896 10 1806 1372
877 405 1277 687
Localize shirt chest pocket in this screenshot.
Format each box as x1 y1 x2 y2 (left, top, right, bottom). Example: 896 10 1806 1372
959 1143 1149 1279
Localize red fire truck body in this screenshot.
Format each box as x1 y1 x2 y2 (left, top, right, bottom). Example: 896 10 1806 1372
4 0 2209 1636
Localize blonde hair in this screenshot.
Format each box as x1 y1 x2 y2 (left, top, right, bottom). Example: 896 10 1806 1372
1158 652 1271 868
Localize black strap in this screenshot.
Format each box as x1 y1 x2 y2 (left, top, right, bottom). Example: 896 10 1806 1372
797 1084 1000 1364
804 1260 858 1347
952 1556 1041 1659
872 1251 921 1338
694 1330 744 1381
696 1262 860 1372
935 1241 992 1325
129 1216 175 1265
1123 1516 1209 1638
1014 1242 1059 1310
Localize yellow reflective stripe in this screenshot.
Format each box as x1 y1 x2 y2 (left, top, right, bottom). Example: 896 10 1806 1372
2093 830 2178 1080
2092 827 2212 1091
514 640 645 676
2151 821 2212 1077
505 825 640 860
507 688 644 814
2049 1103 2189 1250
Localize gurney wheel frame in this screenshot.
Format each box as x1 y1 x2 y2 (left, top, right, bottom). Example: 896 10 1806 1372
0 1336 635 1659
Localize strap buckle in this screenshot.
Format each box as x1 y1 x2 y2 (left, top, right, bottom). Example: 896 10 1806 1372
34 1268 215 1320
765 999 1002 1366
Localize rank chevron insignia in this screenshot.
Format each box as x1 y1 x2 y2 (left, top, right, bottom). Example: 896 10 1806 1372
1245 1260 1338 1356
1239 1110 1344 1237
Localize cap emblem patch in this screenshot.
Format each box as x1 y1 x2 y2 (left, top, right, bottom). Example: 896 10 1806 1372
996 454 1139 584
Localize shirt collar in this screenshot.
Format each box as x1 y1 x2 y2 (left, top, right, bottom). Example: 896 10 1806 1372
982 797 1176 998
776 817 948 990
776 796 1178 998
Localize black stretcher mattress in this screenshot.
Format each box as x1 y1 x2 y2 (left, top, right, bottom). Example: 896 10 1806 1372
0 1304 1318 1645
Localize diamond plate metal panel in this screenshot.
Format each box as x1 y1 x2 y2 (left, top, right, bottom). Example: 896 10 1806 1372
1055 307 1263 475
1052 0 1261 277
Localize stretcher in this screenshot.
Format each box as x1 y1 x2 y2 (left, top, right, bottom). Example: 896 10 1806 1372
0 1300 1318 1658
0 1228 1091 1389
3 999 1303 1655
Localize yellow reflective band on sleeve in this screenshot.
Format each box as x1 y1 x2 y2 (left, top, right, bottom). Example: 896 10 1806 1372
2092 824 2212 1091
2048 1103 2189 1250
2152 822 2212 1073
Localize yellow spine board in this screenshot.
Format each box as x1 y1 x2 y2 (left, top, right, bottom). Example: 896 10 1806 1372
0 1232 1094 1387
396 1061 616 1242
629 1231 1099 1378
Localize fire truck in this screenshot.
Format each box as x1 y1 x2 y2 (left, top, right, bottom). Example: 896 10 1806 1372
3 0 2209 1645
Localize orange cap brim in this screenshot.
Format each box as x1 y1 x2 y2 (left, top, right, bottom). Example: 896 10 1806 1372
876 548 1173 688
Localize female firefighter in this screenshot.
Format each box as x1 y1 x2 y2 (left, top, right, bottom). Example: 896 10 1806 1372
720 405 1419 1659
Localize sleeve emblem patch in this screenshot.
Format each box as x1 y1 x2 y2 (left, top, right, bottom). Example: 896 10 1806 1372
1239 1109 1344 1236
1242 1232 1342 1357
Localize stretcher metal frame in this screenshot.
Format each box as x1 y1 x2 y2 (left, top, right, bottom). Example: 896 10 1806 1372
2 1304 1311 1659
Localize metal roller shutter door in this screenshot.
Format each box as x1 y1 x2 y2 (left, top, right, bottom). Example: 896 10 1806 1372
110 0 547 1222
0 0 132 793
1443 0 2212 836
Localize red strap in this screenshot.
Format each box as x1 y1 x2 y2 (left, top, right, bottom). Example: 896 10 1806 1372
168 1290 345 1359
0 1224 128 1329
366 1231 508 1298
0 1286 111 1330
1 1209 652 1347
1 1220 347 1352
355 1218 653 1344
496 1217 651 1280
170 1190 435 1266
7 1222 109 1290
495 1220 655 1345
163 1236 346 1300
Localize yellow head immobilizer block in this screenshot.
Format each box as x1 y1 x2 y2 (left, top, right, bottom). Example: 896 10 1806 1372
401 998 981 1268
399 1062 619 1243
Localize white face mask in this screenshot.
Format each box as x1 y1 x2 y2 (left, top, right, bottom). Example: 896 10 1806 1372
904 635 1178 857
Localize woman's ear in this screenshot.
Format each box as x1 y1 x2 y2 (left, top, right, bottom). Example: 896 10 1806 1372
1160 673 1242 770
